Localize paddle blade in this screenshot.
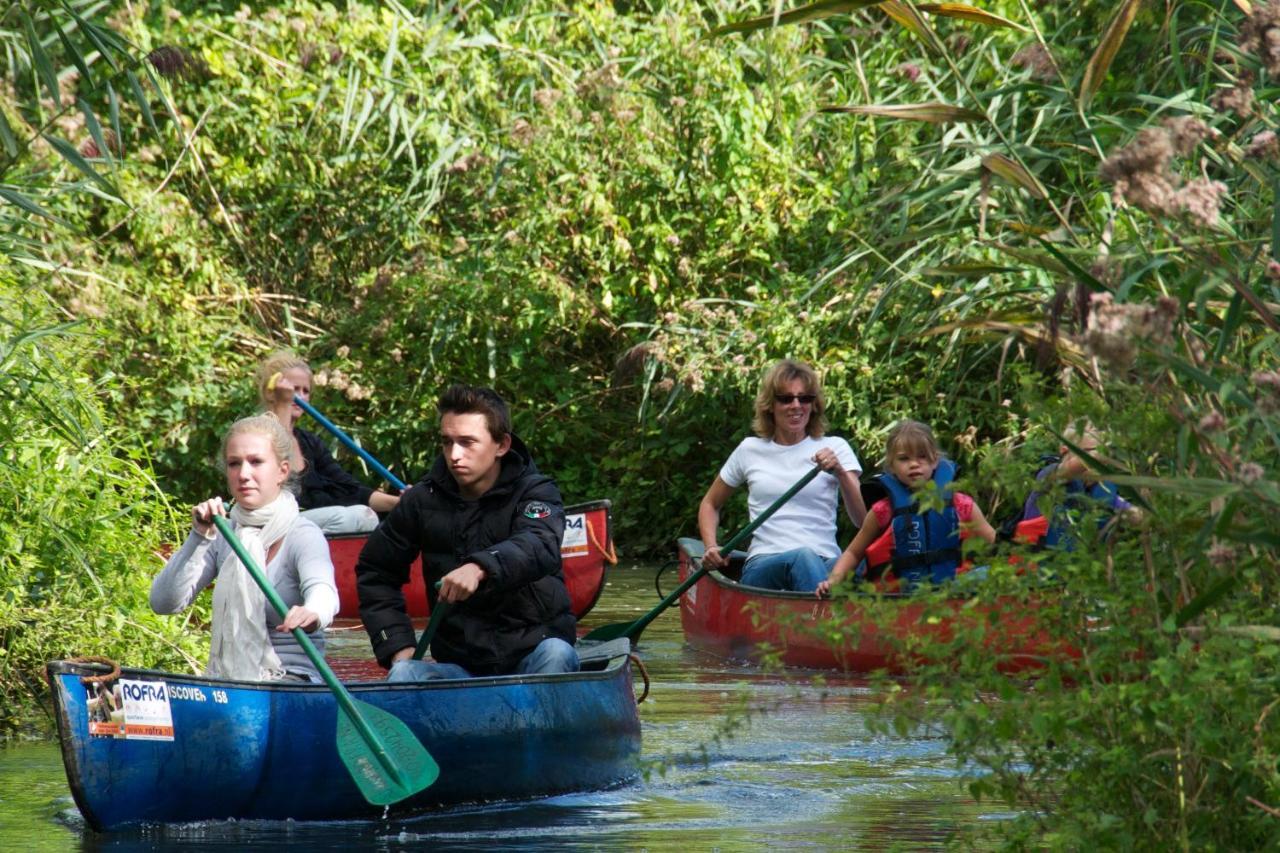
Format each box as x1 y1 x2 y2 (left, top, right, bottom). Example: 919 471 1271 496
581 621 640 643
336 698 440 806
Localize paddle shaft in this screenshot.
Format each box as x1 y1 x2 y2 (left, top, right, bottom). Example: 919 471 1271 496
210 515 407 788
412 583 450 660
584 464 823 642
294 395 408 491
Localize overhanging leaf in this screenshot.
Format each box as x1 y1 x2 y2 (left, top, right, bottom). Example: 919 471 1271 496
878 1 942 52
43 133 114 191
0 186 62 223
822 102 987 122
24 14 63 107
982 153 1047 198
916 4 1028 31
709 1 882 37
1080 0 1143 109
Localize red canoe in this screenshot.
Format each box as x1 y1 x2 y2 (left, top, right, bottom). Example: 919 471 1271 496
330 499 615 620
675 538 1070 674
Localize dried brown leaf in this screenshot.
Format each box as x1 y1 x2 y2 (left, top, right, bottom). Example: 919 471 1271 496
1080 0 1143 109
982 153 1048 198
822 102 987 122
916 3 1029 31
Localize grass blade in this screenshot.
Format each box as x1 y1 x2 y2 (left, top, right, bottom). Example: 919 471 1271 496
709 1 881 37
916 4 1028 31
982 153 1047 198
822 102 987 123
1080 0 1143 109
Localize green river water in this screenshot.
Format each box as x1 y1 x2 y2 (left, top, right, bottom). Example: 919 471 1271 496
0 563 998 849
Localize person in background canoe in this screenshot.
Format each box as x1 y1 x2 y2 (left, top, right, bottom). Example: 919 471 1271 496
816 419 997 597
698 359 867 593
1013 422 1137 551
356 384 578 680
150 414 339 682
256 351 402 534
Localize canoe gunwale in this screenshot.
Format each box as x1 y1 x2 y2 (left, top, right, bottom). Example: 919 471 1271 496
47 645 632 694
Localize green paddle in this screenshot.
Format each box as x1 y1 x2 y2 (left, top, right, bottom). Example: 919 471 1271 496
211 515 439 806
412 582 450 661
581 465 823 643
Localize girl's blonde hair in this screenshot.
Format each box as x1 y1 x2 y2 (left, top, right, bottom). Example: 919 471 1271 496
751 359 828 439
220 414 299 493
255 350 311 408
880 419 943 469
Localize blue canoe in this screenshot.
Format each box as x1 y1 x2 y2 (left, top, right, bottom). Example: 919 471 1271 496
47 639 640 831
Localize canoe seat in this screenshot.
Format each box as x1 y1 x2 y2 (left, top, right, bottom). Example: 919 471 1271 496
577 637 631 671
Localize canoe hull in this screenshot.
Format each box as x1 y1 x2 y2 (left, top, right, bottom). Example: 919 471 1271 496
50 645 639 830
330 499 613 620
676 538 1069 673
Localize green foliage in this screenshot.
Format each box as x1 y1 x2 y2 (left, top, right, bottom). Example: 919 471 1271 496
0 280 204 734
2 0 1279 844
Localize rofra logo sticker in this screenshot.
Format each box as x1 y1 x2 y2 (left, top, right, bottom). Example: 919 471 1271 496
120 680 175 741
523 501 552 520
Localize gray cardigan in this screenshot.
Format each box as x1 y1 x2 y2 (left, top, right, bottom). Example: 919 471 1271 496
151 518 339 681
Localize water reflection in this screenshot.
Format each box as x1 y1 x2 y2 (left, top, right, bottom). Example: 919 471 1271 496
1 563 988 849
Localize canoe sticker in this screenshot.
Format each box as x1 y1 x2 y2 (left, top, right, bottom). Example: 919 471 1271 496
87 679 175 741
561 513 588 556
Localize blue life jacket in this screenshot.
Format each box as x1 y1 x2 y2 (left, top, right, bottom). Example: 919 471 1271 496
878 458 963 587
1043 471 1122 551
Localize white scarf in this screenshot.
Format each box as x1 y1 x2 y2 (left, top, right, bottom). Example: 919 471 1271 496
205 492 299 681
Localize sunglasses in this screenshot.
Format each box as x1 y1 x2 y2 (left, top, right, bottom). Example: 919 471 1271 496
774 393 816 405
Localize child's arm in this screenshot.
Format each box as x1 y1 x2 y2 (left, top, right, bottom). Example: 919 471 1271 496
965 502 998 545
816 512 882 598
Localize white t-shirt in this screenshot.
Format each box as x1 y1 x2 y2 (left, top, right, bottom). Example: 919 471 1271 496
718 435 862 560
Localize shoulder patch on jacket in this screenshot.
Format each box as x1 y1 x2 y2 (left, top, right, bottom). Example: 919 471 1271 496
522 501 553 519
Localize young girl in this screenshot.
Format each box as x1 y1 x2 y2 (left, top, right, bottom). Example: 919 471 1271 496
816 420 996 597
150 415 339 682
257 351 401 534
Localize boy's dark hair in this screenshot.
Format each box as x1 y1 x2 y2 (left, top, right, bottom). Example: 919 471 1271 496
437 384 511 441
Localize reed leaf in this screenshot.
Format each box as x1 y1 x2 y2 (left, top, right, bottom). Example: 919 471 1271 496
42 133 113 191
709 1 883 37
23 14 62 108
0 186 61 222
981 153 1047 198
822 102 987 122
52 18 93 87
878 0 941 52
1079 0 1143 109
0 109 17 159
916 4 1028 31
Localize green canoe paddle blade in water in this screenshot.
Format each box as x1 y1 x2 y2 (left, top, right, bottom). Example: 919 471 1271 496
581 466 822 643
335 700 440 806
211 515 439 806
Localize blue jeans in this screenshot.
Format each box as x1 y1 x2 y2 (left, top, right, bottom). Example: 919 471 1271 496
741 549 837 593
386 638 580 682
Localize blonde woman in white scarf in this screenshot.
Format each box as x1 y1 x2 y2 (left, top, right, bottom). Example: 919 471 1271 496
151 415 339 682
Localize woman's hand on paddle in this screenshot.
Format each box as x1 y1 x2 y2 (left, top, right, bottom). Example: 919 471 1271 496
278 605 320 633
439 562 487 603
813 447 844 474
192 497 227 537
266 371 298 416
702 543 727 570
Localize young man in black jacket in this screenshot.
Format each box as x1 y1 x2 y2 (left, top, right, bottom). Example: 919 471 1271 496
356 384 578 679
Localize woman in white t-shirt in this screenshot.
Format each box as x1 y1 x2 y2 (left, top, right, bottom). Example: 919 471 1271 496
697 360 867 592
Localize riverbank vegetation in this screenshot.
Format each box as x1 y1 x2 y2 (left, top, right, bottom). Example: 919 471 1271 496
2 0 1278 846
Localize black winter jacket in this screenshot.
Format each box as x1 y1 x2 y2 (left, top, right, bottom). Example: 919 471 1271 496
356 435 573 674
